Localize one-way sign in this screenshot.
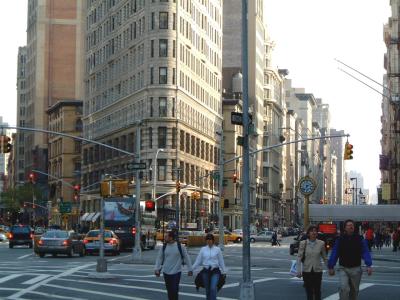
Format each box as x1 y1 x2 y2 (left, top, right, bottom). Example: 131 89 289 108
127 162 146 170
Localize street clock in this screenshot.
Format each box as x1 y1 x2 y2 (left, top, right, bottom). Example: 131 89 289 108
298 176 316 195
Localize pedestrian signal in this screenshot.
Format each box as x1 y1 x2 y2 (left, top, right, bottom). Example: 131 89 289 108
176 180 181 193
344 142 353 160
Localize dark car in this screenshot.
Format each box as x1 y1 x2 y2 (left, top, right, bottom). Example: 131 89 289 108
289 232 337 255
36 230 86 258
9 225 33 248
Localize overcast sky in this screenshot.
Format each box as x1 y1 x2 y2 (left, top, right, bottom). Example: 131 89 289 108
264 0 391 202
0 1 391 202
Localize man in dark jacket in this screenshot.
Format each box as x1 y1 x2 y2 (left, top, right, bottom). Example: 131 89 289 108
328 219 372 300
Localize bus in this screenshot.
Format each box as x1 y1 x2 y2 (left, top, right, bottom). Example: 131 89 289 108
103 197 156 250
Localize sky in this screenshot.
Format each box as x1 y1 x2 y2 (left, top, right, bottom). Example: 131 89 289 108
264 0 391 202
0 1 391 202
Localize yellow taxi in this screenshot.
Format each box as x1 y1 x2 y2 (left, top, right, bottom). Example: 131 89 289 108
83 230 121 255
214 230 242 243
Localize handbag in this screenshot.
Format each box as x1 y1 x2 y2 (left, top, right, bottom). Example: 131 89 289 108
301 241 307 263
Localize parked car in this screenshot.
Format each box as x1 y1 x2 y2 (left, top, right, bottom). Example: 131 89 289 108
8 224 33 248
250 230 274 243
36 230 86 258
289 231 336 255
84 230 121 255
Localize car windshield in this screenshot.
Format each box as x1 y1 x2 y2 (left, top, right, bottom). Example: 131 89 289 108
43 231 69 238
11 226 30 233
87 231 112 238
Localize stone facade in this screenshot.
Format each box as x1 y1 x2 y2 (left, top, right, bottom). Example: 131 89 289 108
82 0 223 230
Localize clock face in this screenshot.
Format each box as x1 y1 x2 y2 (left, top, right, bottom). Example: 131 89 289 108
299 177 316 195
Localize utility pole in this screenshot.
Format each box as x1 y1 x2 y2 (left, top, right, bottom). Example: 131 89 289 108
133 126 142 261
96 178 108 273
175 168 181 232
218 129 225 251
239 0 254 298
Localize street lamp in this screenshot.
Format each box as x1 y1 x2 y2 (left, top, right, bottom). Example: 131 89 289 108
152 148 164 240
152 149 165 201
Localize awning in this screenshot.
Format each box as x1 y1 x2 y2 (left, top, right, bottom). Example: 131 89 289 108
80 213 90 222
91 212 101 222
83 212 95 222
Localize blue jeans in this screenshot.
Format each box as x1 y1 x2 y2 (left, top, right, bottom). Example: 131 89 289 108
201 269 220 300
163 272 181 300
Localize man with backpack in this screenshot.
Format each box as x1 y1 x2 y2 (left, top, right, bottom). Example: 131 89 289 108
154 231 193 300
328 219 372 300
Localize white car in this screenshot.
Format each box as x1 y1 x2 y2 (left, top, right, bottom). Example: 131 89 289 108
250 231 274 243
0 233 8 242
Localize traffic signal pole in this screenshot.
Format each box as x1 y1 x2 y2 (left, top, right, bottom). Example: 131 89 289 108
133 126 142 261
240 1 253 298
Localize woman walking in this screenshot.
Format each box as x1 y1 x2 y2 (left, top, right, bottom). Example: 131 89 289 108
192 233 226 300
297 225 327 300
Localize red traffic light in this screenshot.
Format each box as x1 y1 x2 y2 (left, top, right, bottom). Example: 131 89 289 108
233 173 237 183
145 200 156 212
28 173 35 183
74 184 81 191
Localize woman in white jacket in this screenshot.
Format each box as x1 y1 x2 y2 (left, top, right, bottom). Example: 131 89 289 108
192 233 226 300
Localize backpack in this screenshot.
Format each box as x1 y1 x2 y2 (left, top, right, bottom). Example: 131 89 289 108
161 242 185 266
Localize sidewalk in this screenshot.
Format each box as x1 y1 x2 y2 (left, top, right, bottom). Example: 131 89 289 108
370 245 400 263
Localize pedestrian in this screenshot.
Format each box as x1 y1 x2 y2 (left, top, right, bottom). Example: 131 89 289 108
365 227 374 251
328 219 372 300
393 228 400 252
192 233 226 300
154 231 193 300
296 225 327 300
271 231 281 246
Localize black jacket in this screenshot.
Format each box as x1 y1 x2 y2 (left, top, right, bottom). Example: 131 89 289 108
195 268 226 291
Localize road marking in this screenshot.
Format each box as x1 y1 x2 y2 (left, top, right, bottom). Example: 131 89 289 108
17 253 33 260
44 283 149 300
223 277 278 288
6 262 96 299
0 274 23 283
124 278 195 287
55 278 237 299
28 290 87 300
22 274 50 285
323 283 375 300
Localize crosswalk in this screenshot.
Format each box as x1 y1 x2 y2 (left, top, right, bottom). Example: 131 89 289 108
0 259 399 300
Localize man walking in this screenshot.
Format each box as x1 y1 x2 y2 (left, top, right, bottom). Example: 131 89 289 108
328 219 372 300
154 231 193 300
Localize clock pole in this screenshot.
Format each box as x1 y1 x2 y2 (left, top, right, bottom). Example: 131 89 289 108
304 195 310 228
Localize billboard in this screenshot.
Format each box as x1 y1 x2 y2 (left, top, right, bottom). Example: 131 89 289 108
104 197 135 222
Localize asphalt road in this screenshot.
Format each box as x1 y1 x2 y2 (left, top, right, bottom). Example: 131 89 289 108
0 238 399 299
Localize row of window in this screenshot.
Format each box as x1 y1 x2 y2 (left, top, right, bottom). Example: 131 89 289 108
82 126 219 165
81 158 216 193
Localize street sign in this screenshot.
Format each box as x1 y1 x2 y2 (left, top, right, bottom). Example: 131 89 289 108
59 202 72 214
231 112 243 125
127 162 146 170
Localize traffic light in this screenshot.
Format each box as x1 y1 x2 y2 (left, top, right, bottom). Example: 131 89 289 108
28 172 35 183
0 135 12 153
192 192 200 200
176 180 180 193
73 184 80 202
232 173 237 183
145 200 156 212
344 142 353 160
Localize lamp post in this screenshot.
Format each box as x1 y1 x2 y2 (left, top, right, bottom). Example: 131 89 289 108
152 148 164 239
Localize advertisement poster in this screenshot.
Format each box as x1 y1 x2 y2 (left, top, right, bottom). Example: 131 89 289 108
104 197 135 222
